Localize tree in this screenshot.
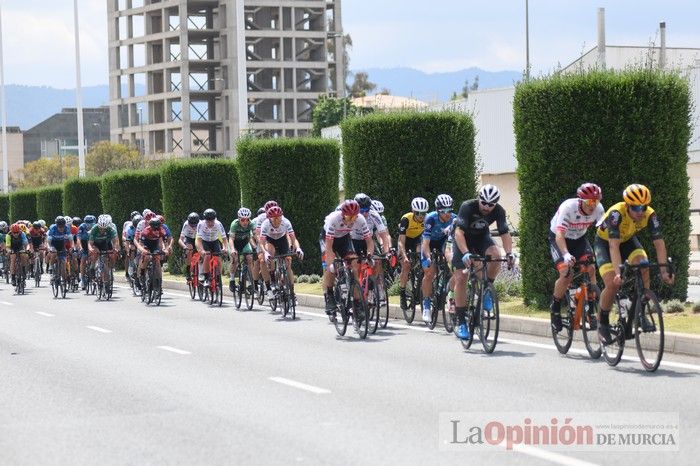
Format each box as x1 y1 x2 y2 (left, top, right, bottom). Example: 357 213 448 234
13 156 78 189
459 74 480 99
350 71 376 98
471 75 480 91
311 95 360 136
86 141 141 176
378 87 391 95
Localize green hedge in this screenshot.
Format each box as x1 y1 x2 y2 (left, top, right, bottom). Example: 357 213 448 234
102 169 162 236
9 189 38 222
63 177 102 218
161 159 240 273
0 194 8 221
514 70 691 305
237 138 340 274
341 111 477 231
36 185 64 223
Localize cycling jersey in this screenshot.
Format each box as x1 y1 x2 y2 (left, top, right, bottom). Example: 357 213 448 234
253 213 267 235
549 198 605 240
89 225 117 243
180 222 197 240
596 201 662 243
139 225 166 241
47 224 73 243
229 219 255 241
324 211 370 240
398 212 424 239
260 217 294 241
122 220 132 240
162 224 172 240
454 199 509 237
124 225 136 242
422 211 457 241
196 219 226 243
352 210 386 240
5 232 28 249
77 223 92 241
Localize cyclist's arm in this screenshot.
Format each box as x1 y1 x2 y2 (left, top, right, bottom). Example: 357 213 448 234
500 232 513 256
111 236 120 251
420 236 430 261
453 227 468 257
288 232 300 251
195 236 204 254
554 230 569 258
378 230 391 255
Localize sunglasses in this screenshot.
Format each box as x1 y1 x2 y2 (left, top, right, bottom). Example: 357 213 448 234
359 207 370 214
480 201 496 208
629 204 647 213
343 214 358 222
413 211 426 217
438 208 453 214
583 198 599 207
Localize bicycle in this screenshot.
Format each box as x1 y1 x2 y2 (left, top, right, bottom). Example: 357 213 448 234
12 251 28 295
400 250 423 324
269 252 298 319
51 250 68 299
203 251 223 307
125 244 141 296
141 252 164 306
185 249 204 301
33 247 45 287
0 250 8 283
234 252 256 310
370 253 393 331
551 258 602 359
427 249 453 332
358 255 380 334
457 255 507 354
66 249 80 293
601 259 673 372
330 257 369 339
94 251 115 301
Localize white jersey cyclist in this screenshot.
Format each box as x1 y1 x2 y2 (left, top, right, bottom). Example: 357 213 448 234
180 222 197 240
196 219 226 243
259 216 294 240
549 198 604 240
324 210 371 240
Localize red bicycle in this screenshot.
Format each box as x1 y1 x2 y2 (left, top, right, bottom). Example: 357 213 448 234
203 251 223 307
187 250 203 300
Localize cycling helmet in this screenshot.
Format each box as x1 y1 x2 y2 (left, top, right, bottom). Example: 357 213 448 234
577 183 602 200
256 207 265 216
435 194 454 209
38 220 46 228
144 211 156 221
132 215 142 228
84 215 96 225
97 214 111 229
411 197 429 213
0 221 7 230
32 221 41 229
157 215 165 224
149 218 161 229
264 200 278 212
354 193 372 210
72 217 82 227
187 212 200 226
55 216 66 226
266 206 283 219
142 209 152 218
340 199 360 216
371 199 384 214
203 208 217 220
10 223 20 234
63 216 73 226
238 207 252 219
623 184 651 206
478 184 501 204
130 210 140 219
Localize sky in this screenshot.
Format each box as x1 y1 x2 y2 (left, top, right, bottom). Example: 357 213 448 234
1 0 699 88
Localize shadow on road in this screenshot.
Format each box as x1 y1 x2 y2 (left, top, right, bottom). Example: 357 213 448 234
474 349 536 358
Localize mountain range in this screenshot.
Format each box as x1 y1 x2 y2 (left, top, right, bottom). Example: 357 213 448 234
3 67 521 130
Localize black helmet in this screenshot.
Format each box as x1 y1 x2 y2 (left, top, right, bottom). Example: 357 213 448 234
72 217 82 227
203 208 216 220
257 207 265 216
354 193 372 209
55 216 66 226
131 215 142 228
187 212 200 225
32 221 41 229
149 218 161 229
130 210 140 219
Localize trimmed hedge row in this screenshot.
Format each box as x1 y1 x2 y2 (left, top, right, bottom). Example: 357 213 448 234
36 186 64 223
514 70 691 305
161 159 240 273
341 111 477 231
237 138 340 274
0 194 8 221
102 169 162 236
9 189 38 222
63 177 102 218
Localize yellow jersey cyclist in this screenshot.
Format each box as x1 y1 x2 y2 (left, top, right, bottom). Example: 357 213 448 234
548 183 605 332
595 184 673 344
398 197 429 310
228 207 258 293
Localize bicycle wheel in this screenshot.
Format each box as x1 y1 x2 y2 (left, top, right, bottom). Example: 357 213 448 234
350 280 369 339
581 284 602 359
51 273 59 297
332 282 348 336
97 279 104 301
379 277 390 329
188 278 196 299
552 290 574 354
60 274 67 299
367 278 380 335
106 270 114 300
479 283 500 354
155 278 162 306
460 283 478 350
256 279 265 305
244 267 255 310
235 271 243 309
34 258 41 287
216 274 223 307
602 310 625 367
634 290 664 372
402 268 417 324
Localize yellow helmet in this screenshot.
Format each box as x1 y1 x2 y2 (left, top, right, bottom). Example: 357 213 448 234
623 184 651 206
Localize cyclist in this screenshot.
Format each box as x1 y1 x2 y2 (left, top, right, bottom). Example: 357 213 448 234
122 211 140 242
451 185 514 340
77 215 96 289
28 221 47 273
179 212 199 281
548 183 605 332
371 199 388 228
195 208 228 287
124 214 141 281
136 216 167 287
46 216 74 285
321 199 374 314
122 211 140 274
258 205 303 299
158 215 174 257
0 221 7 276
398 197 430 310
595 184 673 344
228 207 257 293
6 223 29 286
88 215 120 281
353 193 391 298
420 194 457 322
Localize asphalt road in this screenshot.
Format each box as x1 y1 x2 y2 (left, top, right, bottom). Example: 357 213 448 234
1 281 699 466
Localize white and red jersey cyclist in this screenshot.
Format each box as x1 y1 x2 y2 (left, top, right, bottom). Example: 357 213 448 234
550 198 604 240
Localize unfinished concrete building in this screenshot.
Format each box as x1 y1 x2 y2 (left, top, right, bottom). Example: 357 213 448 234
107 0 344 158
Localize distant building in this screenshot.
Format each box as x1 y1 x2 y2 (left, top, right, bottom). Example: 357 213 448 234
22 107 110 164
351 94 428 111
0 126 25 183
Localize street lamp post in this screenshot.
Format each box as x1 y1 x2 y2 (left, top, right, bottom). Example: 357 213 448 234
73 0 86 177
525 0 530 81
138 106 144 167
0 1 8 193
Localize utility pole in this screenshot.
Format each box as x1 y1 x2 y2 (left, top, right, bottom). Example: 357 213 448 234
0 1 8 192
525 0 530 81
73 0 86 177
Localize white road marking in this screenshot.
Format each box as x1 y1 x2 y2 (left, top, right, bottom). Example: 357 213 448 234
511 443 600 466
35 311 55 317
86 326 112 333
157 345 191 355
269 376 331 394
0 301 14 306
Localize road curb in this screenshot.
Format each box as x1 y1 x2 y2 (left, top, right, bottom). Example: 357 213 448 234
115 276 700 358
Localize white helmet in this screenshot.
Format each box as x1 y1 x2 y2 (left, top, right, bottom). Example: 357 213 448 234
478 184 500 204
237 207 252 219
38 219 46 228
435 194 453 209
97 214 112 228
371 199 384 214
64 215 72 226
411 197 429 213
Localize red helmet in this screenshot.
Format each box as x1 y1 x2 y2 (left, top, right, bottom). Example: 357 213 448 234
10 223 21 234
341 199 360 216
144 212 156 221
264 200 278 212
577 183 602 200
157 215 165 224
266 206 283 218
